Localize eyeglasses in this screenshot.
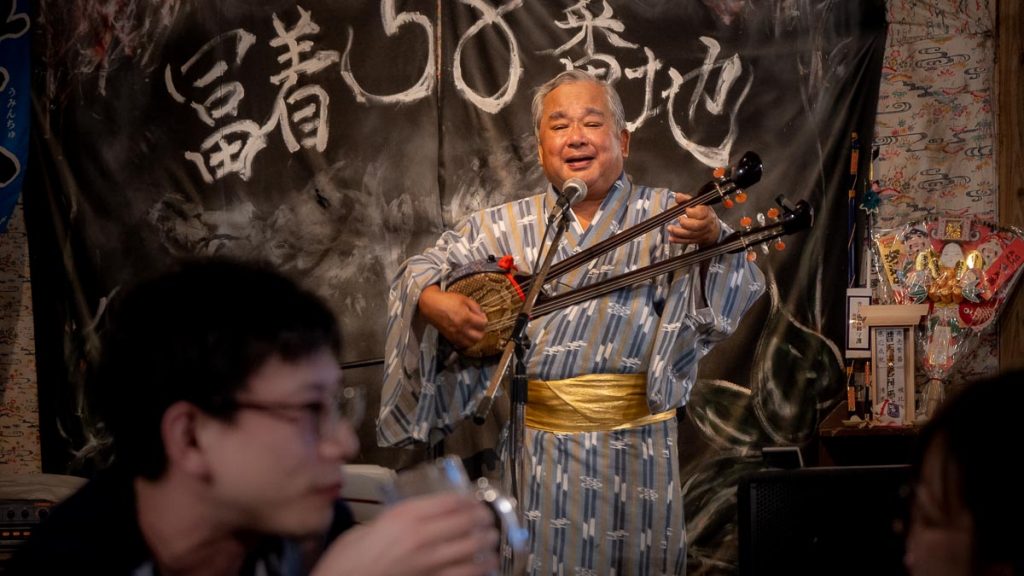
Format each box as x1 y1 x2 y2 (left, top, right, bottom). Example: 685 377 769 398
228 386 365 438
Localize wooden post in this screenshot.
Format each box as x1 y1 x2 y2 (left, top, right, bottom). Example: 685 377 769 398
998 0 1024 370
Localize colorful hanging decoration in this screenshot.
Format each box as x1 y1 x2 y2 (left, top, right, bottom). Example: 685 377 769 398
873 216 1024 410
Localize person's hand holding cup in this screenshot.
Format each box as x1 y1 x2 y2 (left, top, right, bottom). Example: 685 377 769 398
384 456 527 576
315 456 503 576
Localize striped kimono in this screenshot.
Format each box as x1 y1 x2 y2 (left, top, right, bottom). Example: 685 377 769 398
379 174 765 575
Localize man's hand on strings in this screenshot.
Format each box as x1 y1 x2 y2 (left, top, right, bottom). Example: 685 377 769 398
667 192 721 248
418 285 488 349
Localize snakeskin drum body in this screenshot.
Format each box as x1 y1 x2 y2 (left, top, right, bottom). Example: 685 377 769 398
446 256 526 358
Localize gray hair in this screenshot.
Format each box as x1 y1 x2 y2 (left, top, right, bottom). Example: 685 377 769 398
531 70 626 136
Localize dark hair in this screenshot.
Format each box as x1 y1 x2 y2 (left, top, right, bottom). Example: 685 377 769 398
909 370 1024 573
90 258 341 479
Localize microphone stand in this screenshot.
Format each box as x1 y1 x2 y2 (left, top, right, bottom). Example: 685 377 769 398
472 201 574 502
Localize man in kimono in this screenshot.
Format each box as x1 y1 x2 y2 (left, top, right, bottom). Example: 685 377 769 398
379 70 765 575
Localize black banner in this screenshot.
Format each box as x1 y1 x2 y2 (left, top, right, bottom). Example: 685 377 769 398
29 0 885 568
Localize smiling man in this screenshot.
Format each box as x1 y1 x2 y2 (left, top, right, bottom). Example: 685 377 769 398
9 259 498 576
380 70 766 575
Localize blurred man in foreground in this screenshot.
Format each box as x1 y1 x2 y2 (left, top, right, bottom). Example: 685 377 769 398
10 258 498 576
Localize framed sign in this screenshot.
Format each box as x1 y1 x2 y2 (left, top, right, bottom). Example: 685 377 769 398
870 326 912 425
845 287 872 358
859 304 928 426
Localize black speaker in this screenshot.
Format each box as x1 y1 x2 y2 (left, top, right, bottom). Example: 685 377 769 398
738 465 909 576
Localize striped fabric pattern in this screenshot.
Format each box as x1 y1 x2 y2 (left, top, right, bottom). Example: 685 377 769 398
379 174 764 574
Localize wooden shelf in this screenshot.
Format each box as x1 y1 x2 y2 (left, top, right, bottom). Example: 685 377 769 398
816 403 919 466
819 402 920 437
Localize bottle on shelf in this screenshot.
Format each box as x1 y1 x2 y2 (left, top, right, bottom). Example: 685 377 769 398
863 361 873 421
846 365 857 418
854 364 868 418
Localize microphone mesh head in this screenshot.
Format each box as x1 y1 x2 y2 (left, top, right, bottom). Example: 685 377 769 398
562 178 588 205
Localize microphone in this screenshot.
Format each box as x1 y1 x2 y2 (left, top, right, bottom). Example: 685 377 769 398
549 178 588 224
474 178 589 426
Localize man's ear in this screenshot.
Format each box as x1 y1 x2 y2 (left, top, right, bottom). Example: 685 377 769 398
162 401 211 478
620 129 631 158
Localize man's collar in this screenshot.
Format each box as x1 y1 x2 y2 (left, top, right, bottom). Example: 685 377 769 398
608 172 626 198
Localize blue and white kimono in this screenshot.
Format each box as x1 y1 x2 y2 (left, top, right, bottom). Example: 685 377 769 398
379 173 765 575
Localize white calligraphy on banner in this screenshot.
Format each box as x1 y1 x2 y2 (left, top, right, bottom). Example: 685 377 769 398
340 0 434 105
167 0 752 182
546 1 750 167
452 0 524 114
166 7 338 183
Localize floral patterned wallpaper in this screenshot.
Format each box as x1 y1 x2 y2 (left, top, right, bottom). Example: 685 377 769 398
0 201 41 474
872 0 999 385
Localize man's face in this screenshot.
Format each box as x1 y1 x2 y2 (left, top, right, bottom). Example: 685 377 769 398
906 233 929 258
200 348 359 537
978 241 1001 266
537 80 630 200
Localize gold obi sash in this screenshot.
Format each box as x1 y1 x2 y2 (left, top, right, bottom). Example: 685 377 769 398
525 373 675 433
